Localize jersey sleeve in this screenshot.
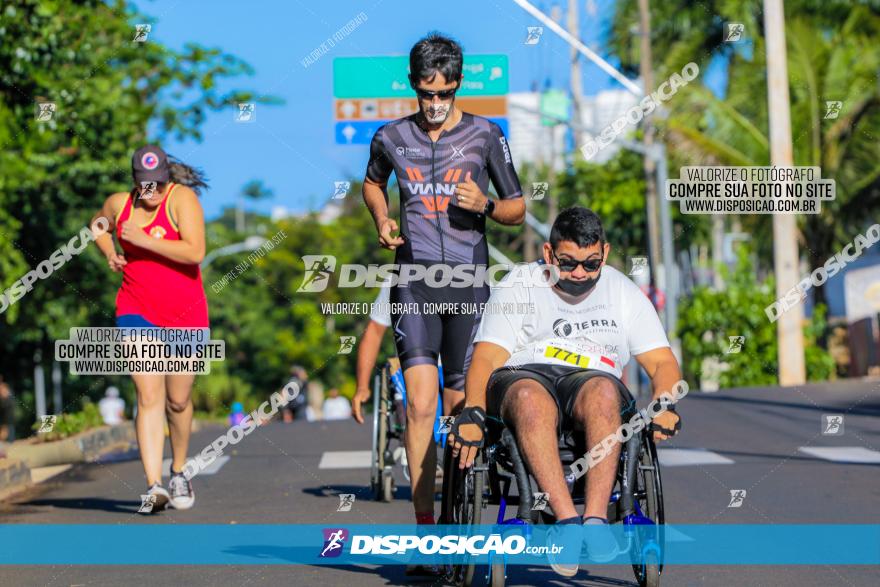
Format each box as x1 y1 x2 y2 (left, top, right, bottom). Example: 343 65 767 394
625 282 670 356
486 122 523 200
473 268 529 354
365 126 393 184
369 286 392 327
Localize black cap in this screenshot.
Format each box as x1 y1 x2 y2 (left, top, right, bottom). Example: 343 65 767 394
132 144 170 183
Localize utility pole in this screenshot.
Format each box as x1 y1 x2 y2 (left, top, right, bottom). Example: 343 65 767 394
567 0 586 148
764 0 806 385
637 0 662 294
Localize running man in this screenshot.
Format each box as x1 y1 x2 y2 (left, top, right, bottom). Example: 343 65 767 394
91 145 209 512
450 207 682 577
362 33 525 550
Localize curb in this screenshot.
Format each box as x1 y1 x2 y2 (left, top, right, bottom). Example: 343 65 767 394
0 459 31 502
0 423 136 501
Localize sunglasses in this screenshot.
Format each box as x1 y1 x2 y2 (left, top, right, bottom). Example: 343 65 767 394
414 84 460 101
552 251 603 273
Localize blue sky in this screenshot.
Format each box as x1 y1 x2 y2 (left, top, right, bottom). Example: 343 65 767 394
137 0 684 220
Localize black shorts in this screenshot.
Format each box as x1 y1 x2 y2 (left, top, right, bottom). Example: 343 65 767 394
486 364 628 434
391 278 489 392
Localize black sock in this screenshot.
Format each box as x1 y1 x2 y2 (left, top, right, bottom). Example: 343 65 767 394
556 516 583 525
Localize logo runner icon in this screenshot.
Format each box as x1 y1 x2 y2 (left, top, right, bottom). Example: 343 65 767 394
297 255 337 293
320 528 348 558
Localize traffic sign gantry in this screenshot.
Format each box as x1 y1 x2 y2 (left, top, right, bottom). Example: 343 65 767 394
333 55 508 98
333 55 509 145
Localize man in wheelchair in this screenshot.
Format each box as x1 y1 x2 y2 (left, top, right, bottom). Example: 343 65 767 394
450 207 682 577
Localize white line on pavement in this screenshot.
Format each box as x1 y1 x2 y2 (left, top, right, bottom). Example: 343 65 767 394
797 446 880 464
319 450 372 469
657 448 735 467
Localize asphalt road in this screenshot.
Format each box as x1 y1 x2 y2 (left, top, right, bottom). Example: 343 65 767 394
1 379 878 587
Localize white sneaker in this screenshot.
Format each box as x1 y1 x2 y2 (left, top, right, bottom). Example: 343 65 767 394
140 483 170 514
168 472 195 510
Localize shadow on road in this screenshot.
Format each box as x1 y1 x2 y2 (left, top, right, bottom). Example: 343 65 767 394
301 484 414 502
18 497 141 514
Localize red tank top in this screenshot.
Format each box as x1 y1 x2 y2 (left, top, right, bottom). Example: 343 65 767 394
115 184 209 327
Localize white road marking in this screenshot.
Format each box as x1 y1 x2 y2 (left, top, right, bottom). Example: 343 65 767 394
319 450 372 469
657 448 735 467
163 456 230 475
798 446 880 464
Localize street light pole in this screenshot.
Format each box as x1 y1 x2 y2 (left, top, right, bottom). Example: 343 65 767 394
637 0 663 300
764 0 806 385
201 236 267 269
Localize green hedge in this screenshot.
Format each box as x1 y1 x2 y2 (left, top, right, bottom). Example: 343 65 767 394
32 402 104 442
678 248 835 388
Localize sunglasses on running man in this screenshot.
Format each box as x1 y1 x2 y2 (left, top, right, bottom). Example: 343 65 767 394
552 250 603 273
414 84 460 100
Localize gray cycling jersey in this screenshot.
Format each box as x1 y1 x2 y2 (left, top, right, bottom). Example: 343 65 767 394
365 112 523 265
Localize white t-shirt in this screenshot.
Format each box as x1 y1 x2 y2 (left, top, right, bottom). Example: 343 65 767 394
98 397 125 426
369 286 391 327
322 397 352 420
474 263 669 378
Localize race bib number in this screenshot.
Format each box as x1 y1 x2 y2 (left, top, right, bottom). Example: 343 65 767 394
535 337 621 377
544 345 590 368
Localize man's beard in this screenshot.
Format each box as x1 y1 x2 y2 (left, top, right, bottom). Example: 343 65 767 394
424 102 451 124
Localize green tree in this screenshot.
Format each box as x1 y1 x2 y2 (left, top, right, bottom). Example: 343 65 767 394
0 0 270 433
678 247 835 388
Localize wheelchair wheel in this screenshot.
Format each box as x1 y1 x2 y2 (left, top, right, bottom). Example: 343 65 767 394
440 442 483 586
381 470 394 502
632 433 664 587
371 371 391 501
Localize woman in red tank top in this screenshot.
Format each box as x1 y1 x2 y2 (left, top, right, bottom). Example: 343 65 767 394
90 145 209 512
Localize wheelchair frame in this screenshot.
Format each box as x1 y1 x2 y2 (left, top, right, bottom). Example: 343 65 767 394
369 361 446 502
440 383 665 587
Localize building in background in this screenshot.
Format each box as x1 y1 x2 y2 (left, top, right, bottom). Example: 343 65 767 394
580 88 640 163
508 92 566 172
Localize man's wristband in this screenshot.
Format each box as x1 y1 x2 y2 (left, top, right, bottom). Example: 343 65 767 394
656 399 677 413
482 198 496 217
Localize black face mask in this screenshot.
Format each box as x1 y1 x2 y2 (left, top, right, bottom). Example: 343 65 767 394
554 270 601 297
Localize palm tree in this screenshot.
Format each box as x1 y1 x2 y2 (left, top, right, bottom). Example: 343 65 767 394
237 180 274 233
612 1 880 305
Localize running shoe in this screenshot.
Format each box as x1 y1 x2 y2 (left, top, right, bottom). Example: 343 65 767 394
547 521 583 577
140 483 170 514
582 517 620 563
168 471 195 510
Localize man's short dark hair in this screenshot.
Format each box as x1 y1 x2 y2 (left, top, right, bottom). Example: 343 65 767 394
409 32 463 85
549 207 606 249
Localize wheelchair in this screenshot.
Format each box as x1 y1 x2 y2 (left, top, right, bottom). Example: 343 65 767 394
440 377 665 587
369 357 446 502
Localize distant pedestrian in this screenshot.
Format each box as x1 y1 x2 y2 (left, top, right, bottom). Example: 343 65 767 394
282 366 309 423
0 375 15 442
229 402 246 427
322 388 352 421
98 386 126 426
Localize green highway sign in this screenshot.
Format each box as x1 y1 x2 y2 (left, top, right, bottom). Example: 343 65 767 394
333 54 508 98
540 89 570 126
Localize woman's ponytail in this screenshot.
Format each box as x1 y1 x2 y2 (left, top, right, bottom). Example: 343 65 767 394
168 157 209 195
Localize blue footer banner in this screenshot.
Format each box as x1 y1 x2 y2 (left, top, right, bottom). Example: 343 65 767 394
1 524 878 565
